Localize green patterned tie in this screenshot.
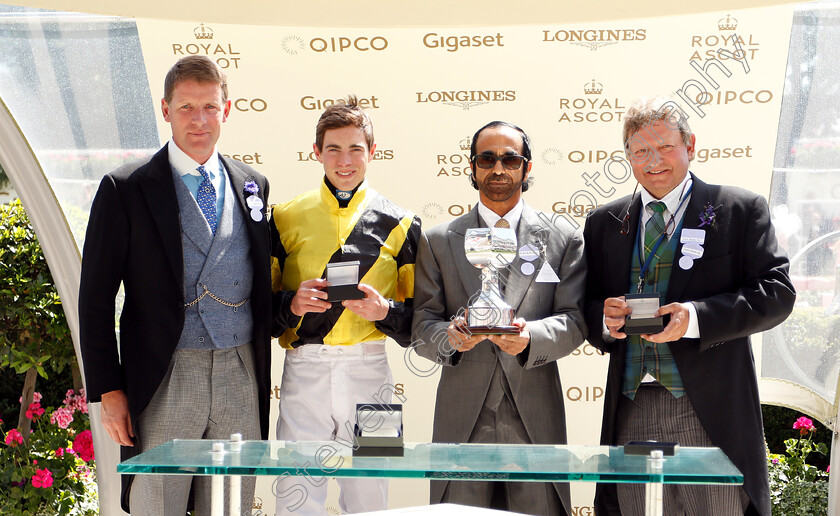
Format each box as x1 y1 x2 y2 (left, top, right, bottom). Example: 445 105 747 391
643 201 667 259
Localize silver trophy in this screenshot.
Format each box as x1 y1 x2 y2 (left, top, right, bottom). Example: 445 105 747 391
463 227 519 334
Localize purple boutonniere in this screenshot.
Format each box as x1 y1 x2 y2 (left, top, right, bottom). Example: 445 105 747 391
244 180 259 195
244 179 264 222
698 203 720 228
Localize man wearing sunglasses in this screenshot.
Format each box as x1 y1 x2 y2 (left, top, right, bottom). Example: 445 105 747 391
412 121 586 515
583 97 794 516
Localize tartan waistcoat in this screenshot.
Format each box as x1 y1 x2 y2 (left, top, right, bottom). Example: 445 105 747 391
622 215 685 399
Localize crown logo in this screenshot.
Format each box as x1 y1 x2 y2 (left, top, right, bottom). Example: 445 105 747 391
253 497 263 510
718 14 738 31
459 137 472 151
194 23 214 40
584 79 603 95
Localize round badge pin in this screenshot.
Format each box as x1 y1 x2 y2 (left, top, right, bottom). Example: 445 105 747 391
678 255 694 270
520 262 536 276
246 195 264 210
250 209 263 222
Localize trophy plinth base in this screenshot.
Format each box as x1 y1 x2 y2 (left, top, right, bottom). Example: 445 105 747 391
326 284 364 302
623 317 664 335
466 325 521 335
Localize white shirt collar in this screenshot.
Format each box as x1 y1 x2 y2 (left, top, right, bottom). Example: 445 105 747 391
478 198 524 229
640 172 693 215
168 139 221 178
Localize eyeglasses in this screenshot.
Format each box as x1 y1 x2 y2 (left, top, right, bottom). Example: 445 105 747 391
471 154 528 170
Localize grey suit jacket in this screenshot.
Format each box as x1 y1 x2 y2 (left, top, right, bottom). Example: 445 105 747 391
411 203 587 507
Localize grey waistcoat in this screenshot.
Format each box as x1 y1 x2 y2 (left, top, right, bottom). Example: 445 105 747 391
173 169 254 349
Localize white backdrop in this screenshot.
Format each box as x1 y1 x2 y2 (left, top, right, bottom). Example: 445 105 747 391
132 5 794 513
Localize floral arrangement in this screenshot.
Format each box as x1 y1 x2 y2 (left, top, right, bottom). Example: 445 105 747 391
0 389 97 515
768 416 829 516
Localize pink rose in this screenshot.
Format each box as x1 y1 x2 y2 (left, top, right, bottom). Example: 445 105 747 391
5 428 24 446
31 468 53 488
793 416 816 436
26 402 45 420
72 430 95 462
50 407 74 429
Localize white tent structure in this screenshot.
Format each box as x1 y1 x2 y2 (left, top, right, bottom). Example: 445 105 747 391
0 0 838 514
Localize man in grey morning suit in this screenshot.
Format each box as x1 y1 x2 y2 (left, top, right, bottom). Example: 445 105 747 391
78 56 271 515
411 121 586 515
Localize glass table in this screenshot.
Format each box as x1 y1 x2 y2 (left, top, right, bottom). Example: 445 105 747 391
118 439 744 516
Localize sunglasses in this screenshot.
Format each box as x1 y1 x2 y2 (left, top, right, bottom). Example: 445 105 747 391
471 154 528 170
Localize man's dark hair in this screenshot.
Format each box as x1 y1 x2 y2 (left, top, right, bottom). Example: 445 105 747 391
163 56 228 104
314 95 374 151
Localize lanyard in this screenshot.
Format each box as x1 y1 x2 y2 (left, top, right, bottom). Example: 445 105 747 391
636 183 693 293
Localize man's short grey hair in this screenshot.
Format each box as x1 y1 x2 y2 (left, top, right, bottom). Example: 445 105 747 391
622 96 693 152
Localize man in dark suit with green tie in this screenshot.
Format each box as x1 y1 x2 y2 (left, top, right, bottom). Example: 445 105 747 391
584 97 795 516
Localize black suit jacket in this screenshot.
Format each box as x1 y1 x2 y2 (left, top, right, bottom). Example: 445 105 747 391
583 174 795 516
78 145 272 509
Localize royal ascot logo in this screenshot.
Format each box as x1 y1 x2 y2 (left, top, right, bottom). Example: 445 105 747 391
542 27 646 51
584 79 602 95
422 32 505 52
688 15 759 62
282 35 305 55
719 14 738 31
557 80 625 123
194 23 213 40
416 90 516 110
171 23 242 69
541 148 564 165
300 95 380 111
435 137 473 178
421 202 444 221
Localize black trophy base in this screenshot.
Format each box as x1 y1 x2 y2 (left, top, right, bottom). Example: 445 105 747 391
623 316 664 335
326 284 364 302
466 325 520 335
624 440 679 456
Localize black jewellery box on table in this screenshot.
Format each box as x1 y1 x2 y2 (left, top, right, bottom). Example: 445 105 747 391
352 403 404 457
